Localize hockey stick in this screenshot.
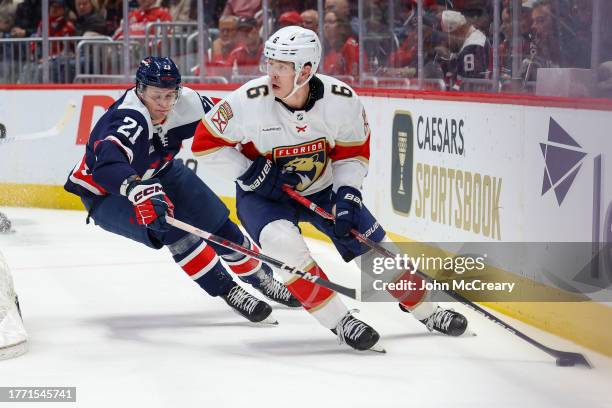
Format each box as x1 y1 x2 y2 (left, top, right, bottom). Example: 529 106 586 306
283 185 592 368
165 217 358 300
0 102 77 145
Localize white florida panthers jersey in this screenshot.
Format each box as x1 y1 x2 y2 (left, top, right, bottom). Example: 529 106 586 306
192 74 371 195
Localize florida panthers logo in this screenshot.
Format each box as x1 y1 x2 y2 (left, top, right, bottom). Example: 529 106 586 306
274 138 327 191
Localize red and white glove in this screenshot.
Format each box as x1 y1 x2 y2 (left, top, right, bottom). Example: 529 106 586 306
126 178 174 232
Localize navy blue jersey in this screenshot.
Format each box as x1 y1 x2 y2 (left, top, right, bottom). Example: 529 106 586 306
65 87 216 198
457 32 491 80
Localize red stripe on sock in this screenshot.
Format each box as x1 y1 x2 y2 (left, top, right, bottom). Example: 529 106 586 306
182 244 218 276
228 257 261 275
286 264 334 311
388 270 428 308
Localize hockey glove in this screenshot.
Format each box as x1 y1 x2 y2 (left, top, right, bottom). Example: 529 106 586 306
238 156 300 201
126 178 174 232
334 186 362 237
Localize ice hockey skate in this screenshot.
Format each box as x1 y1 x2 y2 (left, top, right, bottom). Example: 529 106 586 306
331 310 385 353
221 285 277 325
240 264 301 308
400 304 468 337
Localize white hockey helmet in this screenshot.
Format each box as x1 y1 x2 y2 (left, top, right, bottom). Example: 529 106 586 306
264 25 321 99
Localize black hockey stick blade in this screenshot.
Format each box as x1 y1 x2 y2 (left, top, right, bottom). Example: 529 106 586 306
553 350 592 368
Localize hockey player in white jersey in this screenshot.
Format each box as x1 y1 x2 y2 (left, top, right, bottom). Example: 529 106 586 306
192 27 468 351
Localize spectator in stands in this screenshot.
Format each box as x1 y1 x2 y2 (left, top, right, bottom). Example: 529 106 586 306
0 11 13 37
460 0 492 34
322 9 365 80
568 0 592 60
101 0 122 35
227 16 263 76
112 0 172 39
212 15 238 63
221 0 261 18
528 0 587 71
278 11 301 29
74 0 107 36
0 0 18 20
300 9 318 32
386 0 444 79
10 0 41 38
424 0 453 19
325 0 349 20
499 2 532 80
36 0 76 44
440 9 491 90
168 0 190 21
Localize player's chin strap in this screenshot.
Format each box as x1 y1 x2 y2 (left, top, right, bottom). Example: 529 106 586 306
281 185 592 369
279 67 314 102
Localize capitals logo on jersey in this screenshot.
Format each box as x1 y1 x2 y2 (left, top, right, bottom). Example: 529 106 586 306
274 138 327 192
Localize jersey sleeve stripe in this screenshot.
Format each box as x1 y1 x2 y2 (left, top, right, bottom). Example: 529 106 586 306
103 135 134 163
330 135 370 162
191 120 239 156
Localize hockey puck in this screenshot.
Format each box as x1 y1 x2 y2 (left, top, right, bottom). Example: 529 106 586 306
0 123 6 139
556 357 575 367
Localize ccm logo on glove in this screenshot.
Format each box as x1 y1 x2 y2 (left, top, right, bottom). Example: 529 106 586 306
130 185 164 204
126 178 174 232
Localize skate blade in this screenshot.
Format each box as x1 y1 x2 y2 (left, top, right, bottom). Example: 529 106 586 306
463 327 477 337
0 340 28 360
255 314 279 326
366 342 386 353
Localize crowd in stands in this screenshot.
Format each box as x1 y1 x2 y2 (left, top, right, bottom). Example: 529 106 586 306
0 0 610 96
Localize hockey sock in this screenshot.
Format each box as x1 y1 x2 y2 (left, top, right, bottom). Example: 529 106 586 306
211 219 267 283
167 234 235 297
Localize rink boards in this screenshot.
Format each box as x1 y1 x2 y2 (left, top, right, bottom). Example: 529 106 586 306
0 85 611 356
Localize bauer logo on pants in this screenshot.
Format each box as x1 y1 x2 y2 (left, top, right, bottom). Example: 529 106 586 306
391 111 414 215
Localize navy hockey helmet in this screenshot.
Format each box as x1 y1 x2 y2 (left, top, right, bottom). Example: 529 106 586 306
136 56 182 90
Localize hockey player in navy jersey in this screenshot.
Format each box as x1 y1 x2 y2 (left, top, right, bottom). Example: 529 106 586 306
192 27 468 352
64 56 300 324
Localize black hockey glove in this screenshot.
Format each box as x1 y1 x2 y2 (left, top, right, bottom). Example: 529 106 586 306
126 178 174 232
238 156 300 201
334 186 362 237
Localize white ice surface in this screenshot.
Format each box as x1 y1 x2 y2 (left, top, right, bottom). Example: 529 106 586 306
0 207 611 408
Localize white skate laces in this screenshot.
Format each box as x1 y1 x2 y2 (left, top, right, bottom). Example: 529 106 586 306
334 309 368 345
260 273 292 302
423 306 456 332
225 286 258 315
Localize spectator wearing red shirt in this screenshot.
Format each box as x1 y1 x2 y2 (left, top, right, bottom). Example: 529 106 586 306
36 0 76 55
112 0 172 39
322 9 366 79
227 16 263 76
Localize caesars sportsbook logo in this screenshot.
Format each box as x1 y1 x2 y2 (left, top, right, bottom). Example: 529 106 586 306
391 111 414 214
